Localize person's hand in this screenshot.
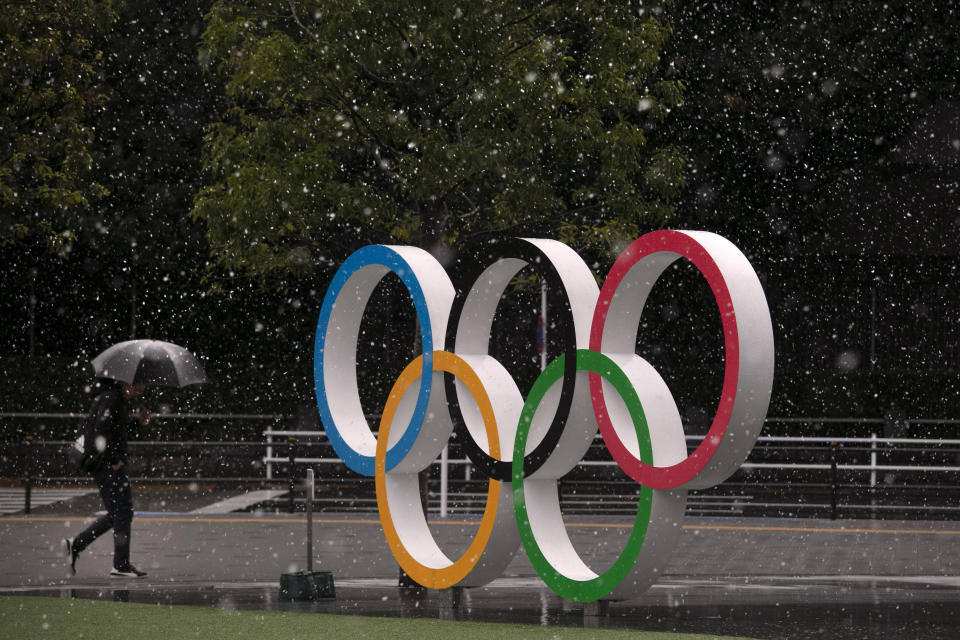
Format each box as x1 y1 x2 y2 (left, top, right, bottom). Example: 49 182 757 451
112 462 124 470
138 408 150 426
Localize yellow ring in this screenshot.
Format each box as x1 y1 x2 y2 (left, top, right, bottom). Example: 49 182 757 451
375 350 501 588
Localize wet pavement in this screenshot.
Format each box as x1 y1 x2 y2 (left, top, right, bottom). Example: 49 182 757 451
2 485 960 638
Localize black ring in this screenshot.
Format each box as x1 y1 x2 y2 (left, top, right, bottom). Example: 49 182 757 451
444 238 579 481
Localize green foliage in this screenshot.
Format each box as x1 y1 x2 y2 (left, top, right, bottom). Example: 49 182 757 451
85 0 221 270
194 0 685 278
0 0 118 254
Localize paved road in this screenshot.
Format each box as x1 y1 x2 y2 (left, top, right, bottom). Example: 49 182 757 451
3 499 960 639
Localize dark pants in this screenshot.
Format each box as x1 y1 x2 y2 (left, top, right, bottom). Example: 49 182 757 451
73 465 134 570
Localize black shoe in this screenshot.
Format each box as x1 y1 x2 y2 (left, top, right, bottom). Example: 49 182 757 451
62 538 78 576
110 565 147 578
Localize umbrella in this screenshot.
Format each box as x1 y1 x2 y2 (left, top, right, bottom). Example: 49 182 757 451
91 339 208 388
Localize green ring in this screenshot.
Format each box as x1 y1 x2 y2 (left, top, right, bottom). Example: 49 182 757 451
512 349 654 602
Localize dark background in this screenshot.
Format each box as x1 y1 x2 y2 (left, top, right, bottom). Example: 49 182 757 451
1 1 958 441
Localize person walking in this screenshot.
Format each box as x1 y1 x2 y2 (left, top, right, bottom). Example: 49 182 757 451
63 378 150 577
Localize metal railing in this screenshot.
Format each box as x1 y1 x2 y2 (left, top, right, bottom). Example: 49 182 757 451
261 420 960 519
0 412 287 484
5 412 960 519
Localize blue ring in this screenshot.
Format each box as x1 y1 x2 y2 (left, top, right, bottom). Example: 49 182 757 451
314 245 435 476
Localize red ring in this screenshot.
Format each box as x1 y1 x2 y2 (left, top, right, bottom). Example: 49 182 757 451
588 230 739 490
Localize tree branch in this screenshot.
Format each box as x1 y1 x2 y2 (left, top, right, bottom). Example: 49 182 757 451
288 0 318 40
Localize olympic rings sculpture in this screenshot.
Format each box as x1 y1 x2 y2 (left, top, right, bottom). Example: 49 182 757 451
314 231 774 602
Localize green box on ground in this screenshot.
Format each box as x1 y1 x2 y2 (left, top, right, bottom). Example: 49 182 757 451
279 570 335 600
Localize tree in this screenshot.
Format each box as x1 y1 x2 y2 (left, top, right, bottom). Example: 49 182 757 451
0 1 229 358
193 0 685 280
0 0 118 254
667 1 960 252
80 0 225 348
88 0 220 271
664 2 960 417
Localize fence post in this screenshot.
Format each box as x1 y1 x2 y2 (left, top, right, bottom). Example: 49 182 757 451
23 436 32 514
288 437 297 514
830 442 839 520
306 468 314 572
440 445 449 519
266 432 273 480
869 432 878 517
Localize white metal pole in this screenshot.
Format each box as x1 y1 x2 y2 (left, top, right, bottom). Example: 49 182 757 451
440 445 449 519
306 468 314 572
540 279 547 371
266 433 273 480
870 433 877 488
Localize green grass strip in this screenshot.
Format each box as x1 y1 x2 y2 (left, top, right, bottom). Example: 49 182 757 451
1 595 758 640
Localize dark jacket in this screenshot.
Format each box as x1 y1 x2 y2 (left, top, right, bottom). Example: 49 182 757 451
82 379 134 472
